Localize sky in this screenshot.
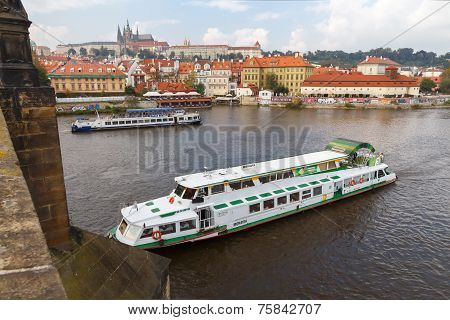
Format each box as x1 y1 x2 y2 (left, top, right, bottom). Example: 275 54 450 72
23 0 450 54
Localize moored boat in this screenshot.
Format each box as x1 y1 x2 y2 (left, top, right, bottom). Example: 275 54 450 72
108 139 396 249
71 108 201 133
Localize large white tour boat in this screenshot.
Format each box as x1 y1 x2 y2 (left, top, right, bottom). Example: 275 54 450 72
108 139 396 249
71 108 201 132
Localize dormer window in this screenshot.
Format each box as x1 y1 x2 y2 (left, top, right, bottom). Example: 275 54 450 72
70 68 74 73
61 68 65 72
89 68 93 73
107 68 111 72
98 68 102 72
112 69 116 73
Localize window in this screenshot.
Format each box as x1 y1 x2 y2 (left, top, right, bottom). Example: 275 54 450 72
157 119 162 122
126 120 131 124
198 187 209 197
313 186 322 197
112 121 118 125
290 192 300 202
105 122 111 125
277 196 287 205
229 181 242 190
119 219 128 234
180 220 196 231
302 189 311 199
283 170 294 179
159 223 176 235
263 199 275 210
140 228 153 239
119 121 125 125
259 176 269 184
269 174 277 181
378 170 385 178
183 188 196 199
276 172 284 180
211 184 224 194
371 171 377 180
132 120 138 124
174 185 185 197
249 203 260 214
242 179 255 188
318 163 327 171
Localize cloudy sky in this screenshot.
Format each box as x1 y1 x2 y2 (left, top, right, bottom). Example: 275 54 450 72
23 0 449 54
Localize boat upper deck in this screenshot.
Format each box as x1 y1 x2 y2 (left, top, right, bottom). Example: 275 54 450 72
175 150 347 189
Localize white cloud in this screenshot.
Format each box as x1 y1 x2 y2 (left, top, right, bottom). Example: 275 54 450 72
290 0 450 53
190 0 249 13
22 0 112 13
255 12 281 21
203 27 268 47
283 28 307 53
29 24 69 49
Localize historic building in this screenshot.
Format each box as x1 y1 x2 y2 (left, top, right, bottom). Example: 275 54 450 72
55 20 168 56
48 61 127 95
300 66 419 97
357 56 400 75
242 54 314 95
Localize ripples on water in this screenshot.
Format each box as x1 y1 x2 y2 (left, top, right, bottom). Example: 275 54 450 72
58 107 450 299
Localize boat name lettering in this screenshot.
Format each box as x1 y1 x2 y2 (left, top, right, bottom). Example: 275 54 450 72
233 220 247 227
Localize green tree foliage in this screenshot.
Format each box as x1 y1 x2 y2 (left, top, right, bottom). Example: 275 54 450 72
194 82 205 95
420 78 437 93
185 72 196 88
265 73 278 90
79 47 87 56
274 86 289 95
68 48 76 56
138 49 157 59
169 51 175 59
440 68 450 94
32 54 50 86
124 85 136 95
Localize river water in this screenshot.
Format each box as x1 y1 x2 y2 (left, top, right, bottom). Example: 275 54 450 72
58 106 449 299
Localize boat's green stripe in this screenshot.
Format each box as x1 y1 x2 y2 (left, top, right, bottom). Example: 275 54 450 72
320 178 330 182
214 203 228 209
259 192 272 198
273 189 285 194
309 181 320 185
286 186 297 191
151 208 160 213
230 200 244 206
298 183 309 188
245 196 258 201
160 211 176 218
145 201 154 206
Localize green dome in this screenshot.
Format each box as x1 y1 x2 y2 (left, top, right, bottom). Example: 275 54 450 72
30 39 37 47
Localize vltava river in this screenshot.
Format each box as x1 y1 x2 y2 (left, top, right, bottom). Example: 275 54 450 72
58 106 449 299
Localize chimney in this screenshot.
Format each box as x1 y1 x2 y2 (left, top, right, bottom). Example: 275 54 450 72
365 56 369 61
386 66 398 79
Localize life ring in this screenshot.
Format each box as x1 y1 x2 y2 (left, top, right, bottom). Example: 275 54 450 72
359 177 365 184
152 230 162 241
169 197 175 204
350 179 356 186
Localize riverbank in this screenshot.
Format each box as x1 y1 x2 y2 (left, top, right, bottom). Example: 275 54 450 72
266 103 450 110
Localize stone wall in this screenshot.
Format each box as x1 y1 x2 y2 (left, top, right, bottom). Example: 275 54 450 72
0 110 67 299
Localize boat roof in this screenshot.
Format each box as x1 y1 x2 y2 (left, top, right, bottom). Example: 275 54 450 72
325 138 375 157
126 108 174 113
175 150 347 189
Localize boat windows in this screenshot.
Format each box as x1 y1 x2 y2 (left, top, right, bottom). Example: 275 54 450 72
283 170 294 179
183 188 197 199
132 120 138 124
126 120 131 124
151 119 156 123
277 196 287 205
157 119 162 122
139 120 144 123
105 122 111 125
313 186 322 197
229 181 242 191
174 184 185 197
328 161 337 169
269 174 277 181
276 172 284 180
180 219 196 232
378 170 385 178
259 175 269 184
290 192 300 202
249 203 260 214
159 223 176 235
112 121 118 125
318 163 327 171
385 167 391 175
144 119 150 123
362 173 370 182
118 219 128 235
211 184 225 194
119 121 125 125
263 199 275 210
198 187 209 197
242 179 255 188
140 228 153 239
169 118 173 121
371 171 377 180
344 178 352 187
302 189 311 200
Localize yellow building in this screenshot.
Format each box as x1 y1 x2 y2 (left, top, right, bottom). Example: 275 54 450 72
48 61 127 95
242 55 314 95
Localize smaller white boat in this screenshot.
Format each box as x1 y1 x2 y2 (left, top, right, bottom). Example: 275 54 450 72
71 108 201 133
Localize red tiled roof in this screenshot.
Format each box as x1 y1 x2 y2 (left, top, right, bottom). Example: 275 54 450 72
178 62 194 74
358 56 400 66
212 60 232 70
313 67 344 75
242 55 313 68
157 82 195 93
303 72 418 87
49 61 126 77
170 44 229 49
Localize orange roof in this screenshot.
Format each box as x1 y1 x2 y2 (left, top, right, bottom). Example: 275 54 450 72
313 67 344 75
178 62 194 74
212 60 232 70
242 55 313 68
157 82 195 93
358 56 400 66
49 61 126 77
303 72 418 87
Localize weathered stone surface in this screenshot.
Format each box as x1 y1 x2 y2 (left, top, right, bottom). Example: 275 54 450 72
53 227 171 300
0 110 67 299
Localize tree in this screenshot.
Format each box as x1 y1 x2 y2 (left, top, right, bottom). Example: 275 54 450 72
440 78 450 94
32 53 50 86
420 78 436 93
169 51 175 59
274 85 289 95
124 85 136 95
68 48 76 56
138 49 156 59
79 47 87 56
194 82 205 95
185 72 196 87
90 48 100 56
265 73 278 90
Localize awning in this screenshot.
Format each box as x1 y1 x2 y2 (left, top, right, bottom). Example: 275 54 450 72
325 138 375 157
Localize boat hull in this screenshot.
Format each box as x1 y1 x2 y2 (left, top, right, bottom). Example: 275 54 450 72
117 178 396 250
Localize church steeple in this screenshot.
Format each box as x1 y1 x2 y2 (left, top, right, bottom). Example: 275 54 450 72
136 25 139 38
117 25 123 42
126 19 131 32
